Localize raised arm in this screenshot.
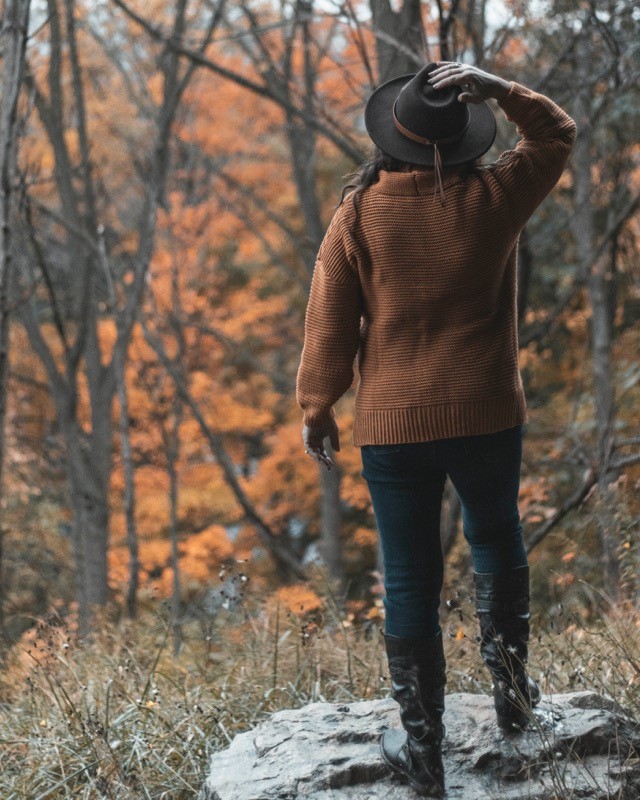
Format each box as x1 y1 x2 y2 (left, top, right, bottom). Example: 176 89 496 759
428 62 577 232
490 81 577 231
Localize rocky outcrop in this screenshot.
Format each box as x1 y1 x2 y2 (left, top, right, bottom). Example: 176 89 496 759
199 691 640 800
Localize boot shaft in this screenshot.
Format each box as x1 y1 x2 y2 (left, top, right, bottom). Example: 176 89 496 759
381 631 447 795
474 564 531 611
384 631 446 743
474 565 531 675
473 565 541 731
385 630 447 694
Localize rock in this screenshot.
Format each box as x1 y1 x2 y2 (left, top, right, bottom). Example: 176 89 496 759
199 691 640 800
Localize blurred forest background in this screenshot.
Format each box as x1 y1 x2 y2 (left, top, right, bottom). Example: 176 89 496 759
0 0 639 794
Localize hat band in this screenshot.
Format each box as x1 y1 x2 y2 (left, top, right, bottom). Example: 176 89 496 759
392 101 471 208
391 100 471 147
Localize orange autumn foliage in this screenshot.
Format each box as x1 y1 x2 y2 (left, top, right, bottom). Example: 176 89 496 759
352 527 378 549
7 0 639 631
109 524 233 599
273 584 323 617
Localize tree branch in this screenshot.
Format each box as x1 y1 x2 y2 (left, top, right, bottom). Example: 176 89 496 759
140 315 308 582
525 467 597 554
609 452 640 470
109 0 366 163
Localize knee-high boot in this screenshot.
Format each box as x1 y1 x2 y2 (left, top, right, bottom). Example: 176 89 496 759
380 629 446 796
473 564 542 732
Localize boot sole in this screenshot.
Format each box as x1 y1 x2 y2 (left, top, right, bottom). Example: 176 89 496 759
497 705 538 732
379 734 445 797
497 716 531 733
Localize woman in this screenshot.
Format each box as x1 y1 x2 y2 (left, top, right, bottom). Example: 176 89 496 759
296 60 576 796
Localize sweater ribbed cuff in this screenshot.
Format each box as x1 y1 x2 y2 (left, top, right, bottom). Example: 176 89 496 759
302 407 336 429
497 80 534 110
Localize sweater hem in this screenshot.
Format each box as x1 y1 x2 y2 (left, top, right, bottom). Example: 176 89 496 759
351 388 528 447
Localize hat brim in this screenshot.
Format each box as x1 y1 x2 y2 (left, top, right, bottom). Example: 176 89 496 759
364 73 497 166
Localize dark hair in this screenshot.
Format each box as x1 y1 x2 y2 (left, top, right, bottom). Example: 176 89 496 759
339 145 482 205
338 146 483 229
339 147 406 206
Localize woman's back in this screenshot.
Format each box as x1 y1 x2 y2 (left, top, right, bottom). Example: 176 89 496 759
296 80 576 447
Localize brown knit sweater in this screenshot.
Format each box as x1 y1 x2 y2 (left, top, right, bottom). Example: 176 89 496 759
296 81 577 447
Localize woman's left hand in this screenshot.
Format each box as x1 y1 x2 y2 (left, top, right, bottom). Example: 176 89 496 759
302 417 340 471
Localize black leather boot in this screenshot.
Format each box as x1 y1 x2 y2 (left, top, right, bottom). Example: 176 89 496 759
380 629 446 797
473 564 542 732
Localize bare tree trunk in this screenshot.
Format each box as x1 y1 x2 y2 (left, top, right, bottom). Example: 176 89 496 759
370 0 425 83
465 0 487 65
602 136 623 343
114 350 140 619
570 26 619 596
167 394 184 656
286 2 324 259
607 232 618 338
290 2 345 591
62 415 110 626
441 485 461 559
571 31 611 460
15 0 213 635
285 120 324 262
168 245 185 655
435 0 462 61
97 226 140 620
116 334 139 618
0 0 31 639
318 463 346 595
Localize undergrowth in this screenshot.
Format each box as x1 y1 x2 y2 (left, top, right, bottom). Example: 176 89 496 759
0 567 638 799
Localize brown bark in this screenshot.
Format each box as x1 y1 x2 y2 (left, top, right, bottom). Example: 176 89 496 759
0 0 32 638
370 0 425 83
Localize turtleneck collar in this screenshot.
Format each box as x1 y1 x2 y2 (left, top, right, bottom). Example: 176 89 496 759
370 168 464 197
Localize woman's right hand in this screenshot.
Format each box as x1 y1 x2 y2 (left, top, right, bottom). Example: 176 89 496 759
427 61 512 104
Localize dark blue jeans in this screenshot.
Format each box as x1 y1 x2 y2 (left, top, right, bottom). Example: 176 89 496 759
360 424 528 639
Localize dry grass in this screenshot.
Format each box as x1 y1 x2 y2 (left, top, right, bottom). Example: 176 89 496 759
0 567 638 799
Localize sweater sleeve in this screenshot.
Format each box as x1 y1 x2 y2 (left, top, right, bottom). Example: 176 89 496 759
295 208 362 428
488 81 577 232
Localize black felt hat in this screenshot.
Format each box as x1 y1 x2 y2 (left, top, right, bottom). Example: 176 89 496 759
364 61 497 170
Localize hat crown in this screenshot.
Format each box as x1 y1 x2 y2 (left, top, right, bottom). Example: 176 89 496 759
394 62 470 143
362 58 496 172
